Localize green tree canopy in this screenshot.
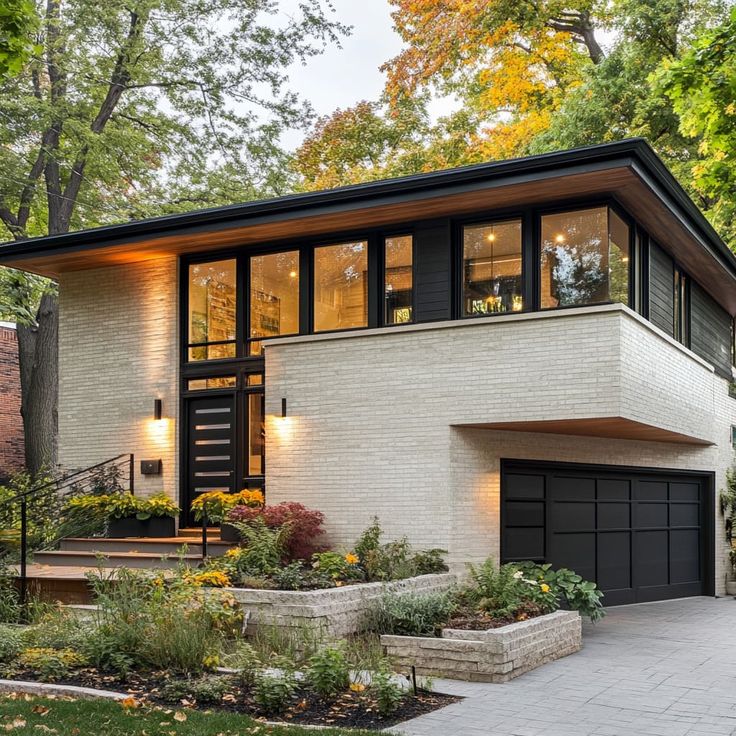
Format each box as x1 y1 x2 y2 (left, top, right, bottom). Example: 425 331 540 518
0 0 38 79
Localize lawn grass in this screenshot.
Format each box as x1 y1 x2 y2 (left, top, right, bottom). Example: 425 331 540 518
0 695 384 735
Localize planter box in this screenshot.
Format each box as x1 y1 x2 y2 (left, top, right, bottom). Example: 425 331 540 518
725 580 736 597
219 523 240 543
220 573 458 641
381 610 582 683
107 517 176 538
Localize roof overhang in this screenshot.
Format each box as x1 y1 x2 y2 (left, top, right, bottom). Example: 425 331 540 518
1 138 735 313
455 417 714 446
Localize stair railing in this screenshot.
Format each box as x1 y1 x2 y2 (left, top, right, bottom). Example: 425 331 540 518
0 453 135 612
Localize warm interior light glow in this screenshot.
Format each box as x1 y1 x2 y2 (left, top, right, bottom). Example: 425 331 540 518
487 232 496 242
289 270 297 278
622 257 629 262
554 233 565 244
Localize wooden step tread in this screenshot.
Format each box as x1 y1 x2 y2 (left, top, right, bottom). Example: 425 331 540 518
11 564 176 581
63 536 229 545
33 550 203 561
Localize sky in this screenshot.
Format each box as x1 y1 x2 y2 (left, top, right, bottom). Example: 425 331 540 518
277 0 453 150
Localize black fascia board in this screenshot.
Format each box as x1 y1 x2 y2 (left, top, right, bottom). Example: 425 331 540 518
0 138 734 279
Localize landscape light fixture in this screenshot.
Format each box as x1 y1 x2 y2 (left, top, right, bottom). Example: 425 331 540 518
281 398 287 418
154 398 163 421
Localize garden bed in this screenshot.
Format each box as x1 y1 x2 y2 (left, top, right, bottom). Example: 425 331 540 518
222 572 458 640
0 669 461 730
381 609 582 683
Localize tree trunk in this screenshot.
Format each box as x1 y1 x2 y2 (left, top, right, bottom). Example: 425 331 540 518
17 293 58 476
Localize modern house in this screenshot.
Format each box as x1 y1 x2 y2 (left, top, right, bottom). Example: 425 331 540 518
0 322 24 483
1 139 735 604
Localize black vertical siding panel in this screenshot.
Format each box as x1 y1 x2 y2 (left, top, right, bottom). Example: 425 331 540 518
649 242 675 337
690 281 732 377
414 219 452 322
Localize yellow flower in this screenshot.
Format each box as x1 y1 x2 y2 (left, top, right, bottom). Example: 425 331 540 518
540 583 551 593
349 683 366 693
344 553 359 565
225 547 242 558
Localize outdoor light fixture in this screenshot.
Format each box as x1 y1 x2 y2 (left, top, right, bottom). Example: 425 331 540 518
281 397 287 418
154 398 163 421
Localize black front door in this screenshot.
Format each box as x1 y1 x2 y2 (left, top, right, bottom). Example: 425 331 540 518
184 394 236 525
501 460 713 605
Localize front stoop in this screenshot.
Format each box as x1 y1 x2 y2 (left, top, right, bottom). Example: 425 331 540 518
381 610 582 682
14 530 236 604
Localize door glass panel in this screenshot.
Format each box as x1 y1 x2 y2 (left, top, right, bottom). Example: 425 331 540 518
385 235 413 324
463 220 523 315
314 241 368 331
188 376 236 391
248 393 265 476
188 260 236 360
249 251 300 355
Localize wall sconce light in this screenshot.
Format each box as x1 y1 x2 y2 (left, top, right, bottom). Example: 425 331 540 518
154 398 163 421
281 397 287 418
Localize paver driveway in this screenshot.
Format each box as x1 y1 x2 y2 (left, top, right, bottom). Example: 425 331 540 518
393 597 736 736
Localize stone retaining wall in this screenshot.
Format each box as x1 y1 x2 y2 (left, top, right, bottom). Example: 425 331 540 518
225 573 458 640
381 609 581 682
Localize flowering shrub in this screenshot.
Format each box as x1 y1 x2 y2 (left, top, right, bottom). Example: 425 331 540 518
312 551 363 585
227 501 326 561
191 489 263 523
65 492 179 521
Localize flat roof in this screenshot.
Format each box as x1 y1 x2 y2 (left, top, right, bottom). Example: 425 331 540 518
1 138 734 312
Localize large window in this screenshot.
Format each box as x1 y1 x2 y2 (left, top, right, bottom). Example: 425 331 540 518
463 219 523 316
385 235 413 324
313 241 368 332
187 259 237 361
249 250 300 355
541 206 630 309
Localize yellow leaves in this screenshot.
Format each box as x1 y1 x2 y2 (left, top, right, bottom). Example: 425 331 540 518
120 696 140 710
173 711 187 722
349 682 367 692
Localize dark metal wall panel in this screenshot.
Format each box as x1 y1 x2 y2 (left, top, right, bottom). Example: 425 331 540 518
414 219 453 322
649 241 675 336
690 281 733 377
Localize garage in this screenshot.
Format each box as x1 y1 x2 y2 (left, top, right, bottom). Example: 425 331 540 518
500 460 714 605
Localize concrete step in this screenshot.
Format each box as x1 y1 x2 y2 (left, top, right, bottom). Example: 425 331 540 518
32 550 203 570
59 537 233 556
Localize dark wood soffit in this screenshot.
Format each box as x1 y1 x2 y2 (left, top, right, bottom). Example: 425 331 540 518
455 417 713 446
3 164 734 313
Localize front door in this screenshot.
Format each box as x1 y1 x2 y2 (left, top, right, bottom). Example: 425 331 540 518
184 394 236 525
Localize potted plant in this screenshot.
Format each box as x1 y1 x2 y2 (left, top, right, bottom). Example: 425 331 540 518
191 489 264 541
66 492 179 538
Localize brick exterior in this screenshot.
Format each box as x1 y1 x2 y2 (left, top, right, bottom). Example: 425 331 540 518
265 304 736 594
57 259 179 500
0 323 24 480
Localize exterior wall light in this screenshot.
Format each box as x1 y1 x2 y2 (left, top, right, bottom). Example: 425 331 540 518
281 397 287 418
154 398 163 421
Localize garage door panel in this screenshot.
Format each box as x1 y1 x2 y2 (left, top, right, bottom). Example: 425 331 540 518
670 503 699 527
502 461 708 605
670 529 700 583
634 530 669 587
551 502 595 531
549 476 595 500
597 531 631 590
636 502 669 528
504 527 544 561
598 502 630 529
550 532 596 581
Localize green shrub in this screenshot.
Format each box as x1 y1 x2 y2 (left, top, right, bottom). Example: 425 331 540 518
306 644 350 698
79 627 134 678
411 548 449 575
0 625 22 662
17 647 86 682
160 675 232 704
371 669 404 716
223 641 261 686
272 561 308 591
369 591 455 636
22 610 90 650
252 670 297 715
232 518 290 576
538 566 605 623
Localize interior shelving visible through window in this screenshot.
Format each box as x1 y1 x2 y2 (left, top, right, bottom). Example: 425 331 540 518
384 235 413 325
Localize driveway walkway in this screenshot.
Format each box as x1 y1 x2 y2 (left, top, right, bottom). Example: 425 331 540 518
393 597 736 736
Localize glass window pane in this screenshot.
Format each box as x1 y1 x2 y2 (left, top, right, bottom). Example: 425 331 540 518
246 374 263 386
314 241 368 332
248 393 265 476
187 376 236 391
249 251 300 356
385 235 413 324
463 220 523 316
188 260 236 361
541 207 629 309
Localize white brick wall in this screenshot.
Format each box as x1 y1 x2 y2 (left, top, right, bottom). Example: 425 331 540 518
58 258 179 500
265 304 736 593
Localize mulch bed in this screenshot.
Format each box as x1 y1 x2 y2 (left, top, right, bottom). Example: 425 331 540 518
8 668 461 730
446 601 546 630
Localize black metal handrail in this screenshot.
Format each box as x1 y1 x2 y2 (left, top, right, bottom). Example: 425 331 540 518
0 453 135 611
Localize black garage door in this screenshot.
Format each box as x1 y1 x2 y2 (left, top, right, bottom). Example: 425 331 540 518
501 461 714 605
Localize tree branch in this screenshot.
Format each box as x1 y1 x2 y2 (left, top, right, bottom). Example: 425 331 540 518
547 11 604 64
